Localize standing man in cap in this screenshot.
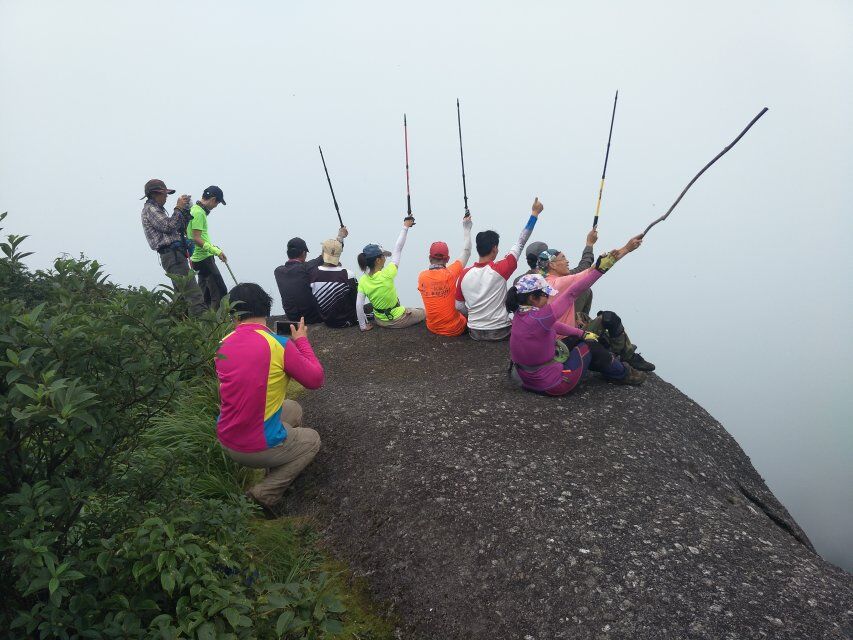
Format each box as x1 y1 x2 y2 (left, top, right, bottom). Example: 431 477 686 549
308 237 361 328
417 214 473 336
274 226 348 324
187 186 228 310
140 178 206 316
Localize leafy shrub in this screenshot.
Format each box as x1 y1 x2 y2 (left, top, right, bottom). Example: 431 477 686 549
0 214 354 638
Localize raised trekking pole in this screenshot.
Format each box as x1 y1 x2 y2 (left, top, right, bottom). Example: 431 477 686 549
592 90 618 230
403 114 415 224
224 262 238 286
641 107 769 238
456 98 470 218
318 145 344 228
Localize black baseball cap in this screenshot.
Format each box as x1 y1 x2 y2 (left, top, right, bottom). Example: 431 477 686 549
287 237 309 253
202 185 226 205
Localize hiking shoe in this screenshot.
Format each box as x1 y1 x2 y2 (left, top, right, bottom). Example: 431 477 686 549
609 364 647 386
244 491 280 519
627 352 655 372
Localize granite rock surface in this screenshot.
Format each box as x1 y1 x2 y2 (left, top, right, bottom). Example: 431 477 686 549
281 323 852 640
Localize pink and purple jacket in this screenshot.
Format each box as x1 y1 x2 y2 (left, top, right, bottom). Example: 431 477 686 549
215 323 324 453
544 268 597 338
510 268 603 392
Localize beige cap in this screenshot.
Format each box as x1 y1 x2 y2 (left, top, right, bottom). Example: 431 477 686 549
321 238 343 265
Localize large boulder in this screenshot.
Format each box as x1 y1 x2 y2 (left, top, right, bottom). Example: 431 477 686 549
282 324 852 639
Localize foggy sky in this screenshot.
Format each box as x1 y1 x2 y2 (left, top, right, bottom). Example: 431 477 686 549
1 0 850 570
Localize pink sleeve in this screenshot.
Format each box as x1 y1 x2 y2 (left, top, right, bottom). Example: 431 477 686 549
492 253 518 280
549 268 603 319
554 321 584 338
283 337 325 390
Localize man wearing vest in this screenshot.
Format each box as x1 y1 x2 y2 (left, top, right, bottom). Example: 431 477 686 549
456 198 543 341
187 186 228 310
139 178 206 316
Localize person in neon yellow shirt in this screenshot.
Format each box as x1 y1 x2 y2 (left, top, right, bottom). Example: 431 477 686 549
356 216 425 331
187 185 228 310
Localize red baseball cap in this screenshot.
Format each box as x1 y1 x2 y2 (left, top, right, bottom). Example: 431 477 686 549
429 241 450 260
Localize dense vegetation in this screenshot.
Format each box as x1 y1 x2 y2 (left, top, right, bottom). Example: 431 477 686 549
0 213 391 639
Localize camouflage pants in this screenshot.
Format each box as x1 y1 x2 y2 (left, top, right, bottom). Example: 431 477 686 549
160 249 206 316
576 307 636 362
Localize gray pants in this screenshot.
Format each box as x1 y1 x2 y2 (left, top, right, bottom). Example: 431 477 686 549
469 325 511 341
159 249 206 316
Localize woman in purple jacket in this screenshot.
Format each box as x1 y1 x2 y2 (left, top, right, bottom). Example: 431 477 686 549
507 247 645 396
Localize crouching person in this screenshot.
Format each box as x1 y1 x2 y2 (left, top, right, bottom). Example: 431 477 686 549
215 283 324 515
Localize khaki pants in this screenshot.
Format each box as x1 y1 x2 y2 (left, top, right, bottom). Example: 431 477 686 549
375 307 426 329
223 400 321 508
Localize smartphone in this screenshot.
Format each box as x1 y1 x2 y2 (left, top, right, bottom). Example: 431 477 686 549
275 320 300 335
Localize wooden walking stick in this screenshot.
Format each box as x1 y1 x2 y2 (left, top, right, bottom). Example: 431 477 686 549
641 107 769 238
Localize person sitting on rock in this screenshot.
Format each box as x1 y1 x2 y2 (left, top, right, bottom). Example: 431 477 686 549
308 237 362 328
356 216 425 331
507 238 647 395
215 282 324 515
514 227 597 316
417 213 473 337
274 226 348 325
537 245 655 372
455 197 543 341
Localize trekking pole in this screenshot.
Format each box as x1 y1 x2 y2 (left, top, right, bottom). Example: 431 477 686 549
641 107 769 238
456 99 470 218
593 90 618 229
318 145 345 228
224 262 238 286
403 114 414 224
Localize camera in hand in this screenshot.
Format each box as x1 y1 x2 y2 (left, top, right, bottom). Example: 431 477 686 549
275 320 300 335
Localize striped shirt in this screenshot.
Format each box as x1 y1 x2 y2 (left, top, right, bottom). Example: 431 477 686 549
309 265 358 327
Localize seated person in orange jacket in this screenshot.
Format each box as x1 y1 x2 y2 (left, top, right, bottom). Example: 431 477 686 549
417 214 473 336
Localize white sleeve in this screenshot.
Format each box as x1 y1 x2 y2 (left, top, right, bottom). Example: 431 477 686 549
356 290 368 329
458 219 472 267
455 299 469 316
390 225 409 266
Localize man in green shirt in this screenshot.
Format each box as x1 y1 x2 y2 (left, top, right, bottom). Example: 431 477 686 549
187 185 228 310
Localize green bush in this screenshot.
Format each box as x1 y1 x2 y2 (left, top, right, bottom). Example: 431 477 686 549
0 213 357 639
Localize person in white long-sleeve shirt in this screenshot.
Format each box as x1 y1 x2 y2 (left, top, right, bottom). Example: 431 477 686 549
455 198 543 341
356 217 425 331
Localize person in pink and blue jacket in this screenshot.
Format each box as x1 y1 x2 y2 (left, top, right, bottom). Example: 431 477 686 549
506 238 646 396
215 282 325 514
